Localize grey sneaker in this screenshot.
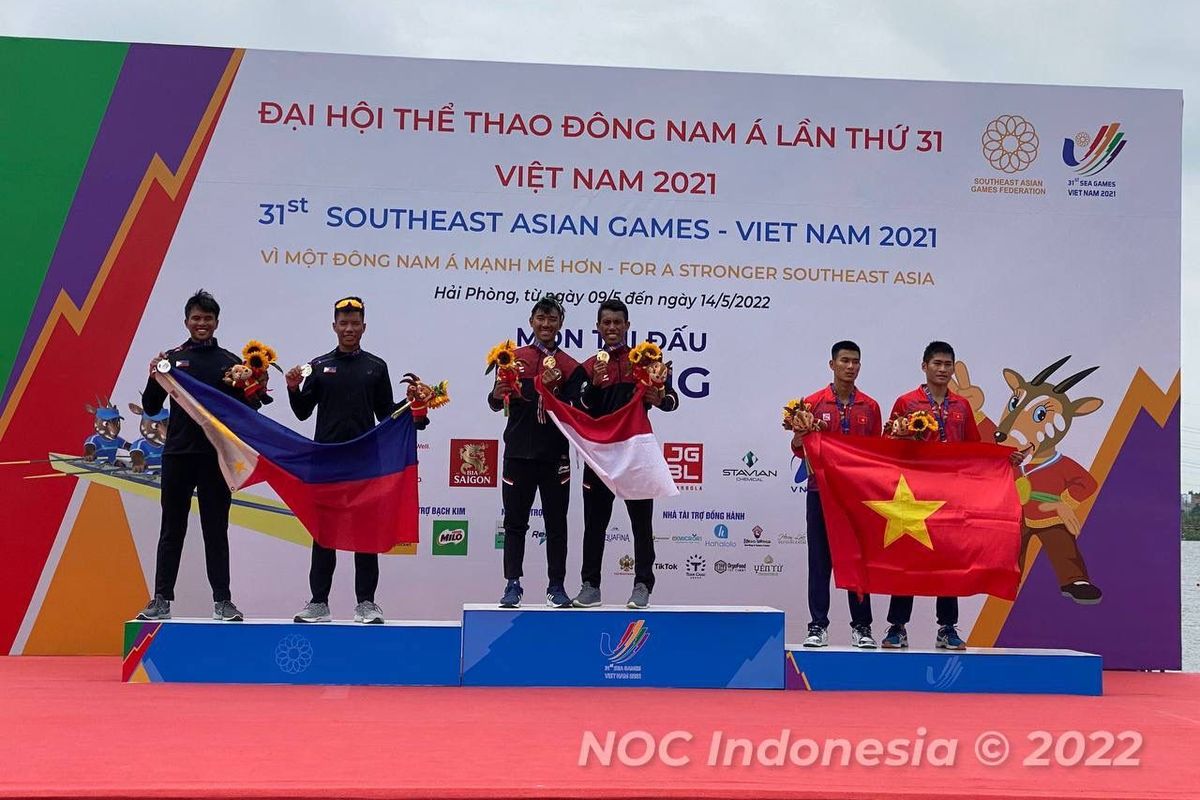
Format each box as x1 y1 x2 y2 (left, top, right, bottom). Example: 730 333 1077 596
354 601 384 624
572 582 602 608
213 600 244 621
803 624 829 647
136 595 171 621
293 601 331 623
626 583 650 610
851 624 877 649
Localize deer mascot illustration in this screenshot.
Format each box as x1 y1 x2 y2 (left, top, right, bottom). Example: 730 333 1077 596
127 402 169 473
951 356 1103 604
82 398 129 465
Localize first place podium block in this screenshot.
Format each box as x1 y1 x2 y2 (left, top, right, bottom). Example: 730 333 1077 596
123 619 462 686
461 604 784 689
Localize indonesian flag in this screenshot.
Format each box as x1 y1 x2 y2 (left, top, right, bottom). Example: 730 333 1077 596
535 377 679 500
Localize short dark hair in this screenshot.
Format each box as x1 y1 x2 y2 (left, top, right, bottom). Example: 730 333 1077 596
334 296 365 318
597 298 629 322
923 340 955 363
831 340 860 360
184 290 220 318
531 294 565 319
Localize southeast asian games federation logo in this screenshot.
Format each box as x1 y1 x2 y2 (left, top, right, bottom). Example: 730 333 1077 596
600 619 650 664
1062 122 1127 175
981 114 1039 173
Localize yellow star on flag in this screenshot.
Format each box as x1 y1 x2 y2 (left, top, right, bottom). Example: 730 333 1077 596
232 460 248 475
863 474 944 550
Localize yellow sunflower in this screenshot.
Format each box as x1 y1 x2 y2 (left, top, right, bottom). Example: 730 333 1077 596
485 340 517 373
242 340 267 360
246 351 270 372
642 342 663 361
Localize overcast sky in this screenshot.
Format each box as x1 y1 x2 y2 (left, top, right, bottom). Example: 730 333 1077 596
3 0 1196 486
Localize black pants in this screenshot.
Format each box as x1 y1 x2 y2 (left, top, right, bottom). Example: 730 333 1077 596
309 542 378 604
502 456 570 589
581 465 655 592
887 595 959 627
153 452 233 602
806 491 872 628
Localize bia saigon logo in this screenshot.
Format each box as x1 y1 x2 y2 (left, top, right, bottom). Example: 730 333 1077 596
1062 122 1127 175
449 439 498 487
981 114 1039 173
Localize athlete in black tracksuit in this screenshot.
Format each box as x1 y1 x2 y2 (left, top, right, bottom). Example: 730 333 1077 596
137 291 269 621
286 296 428 623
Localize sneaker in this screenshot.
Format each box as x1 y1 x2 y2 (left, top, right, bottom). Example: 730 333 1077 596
499 579 523 608
802 624 828 648
136 595 171 621
293 601 331 623
851 624 877 649
881 624 908 649
354 601 385 624
212 600 244 622
572 582 602 608
936 625 966 650
626 583 650 610
546 585 573 608
1061 580 1103 605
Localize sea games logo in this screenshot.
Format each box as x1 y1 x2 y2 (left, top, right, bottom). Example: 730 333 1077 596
449 439 498 487
600 619 649 682
1063 122 1127 200
723 451 778 483
664 442 703 490
431 520 468 556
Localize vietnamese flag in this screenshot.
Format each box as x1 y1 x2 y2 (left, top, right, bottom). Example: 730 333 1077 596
803 433 1022 599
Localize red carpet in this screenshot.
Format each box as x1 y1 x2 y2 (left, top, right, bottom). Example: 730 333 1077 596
1 657 1196 799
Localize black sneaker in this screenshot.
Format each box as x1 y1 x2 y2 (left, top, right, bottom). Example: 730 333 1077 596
212 600 244 621
136 595 171 621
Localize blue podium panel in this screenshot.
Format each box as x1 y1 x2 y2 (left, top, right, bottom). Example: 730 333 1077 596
123 619 462 686
461 604 784 689
785 645 1102 695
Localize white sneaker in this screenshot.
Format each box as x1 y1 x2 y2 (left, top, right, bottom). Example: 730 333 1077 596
851 625 877 649
354 601 385 624
802 625 828 647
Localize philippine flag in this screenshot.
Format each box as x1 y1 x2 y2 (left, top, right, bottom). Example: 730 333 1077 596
535 378 679 500
156 368 419 552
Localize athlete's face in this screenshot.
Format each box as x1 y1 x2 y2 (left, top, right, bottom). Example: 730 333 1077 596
185 309 218 342
596 309 629 347
923 353 955 388
830 350 861 385
529 309 563 346
333 311 365 350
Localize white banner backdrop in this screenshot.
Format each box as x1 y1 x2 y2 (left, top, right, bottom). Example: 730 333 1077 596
115 50 1180 645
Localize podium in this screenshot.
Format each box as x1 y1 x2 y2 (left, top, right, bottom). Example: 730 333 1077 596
785 645 1102 695
460 604 784 688
123 619 462 686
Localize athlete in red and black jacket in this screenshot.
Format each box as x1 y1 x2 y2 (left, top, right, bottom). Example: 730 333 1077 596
571 299 677 610
488 295 585 608
789 340 881 648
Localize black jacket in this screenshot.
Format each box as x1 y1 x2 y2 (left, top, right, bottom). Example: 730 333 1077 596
486 344 585 461
141 337 271 456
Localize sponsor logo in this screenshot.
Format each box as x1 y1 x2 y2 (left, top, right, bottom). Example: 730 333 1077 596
685 553 706 578
615 554 635 576
664 442 703 490
713 559 747 575
982 114 1039 173
723 450 778 482
777 532 806 545
606 527 632 543
449 439 498 487
1062 122 1127 176
431 520 468 556
671 533 701 543
754 554 785 576
601 620 649 681
654 561 679 571
743 523 771 548
790 455 809 494
530 530 546 545
706 522 737 548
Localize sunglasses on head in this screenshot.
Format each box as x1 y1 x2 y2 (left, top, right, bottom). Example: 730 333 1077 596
335 298 364 310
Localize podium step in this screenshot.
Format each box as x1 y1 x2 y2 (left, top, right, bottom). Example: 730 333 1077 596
461 604 784 688
123 619 461 685
785 645 1102 695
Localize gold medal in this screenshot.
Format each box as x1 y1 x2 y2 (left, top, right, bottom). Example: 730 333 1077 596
542 356 557 370
596 351 610 364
